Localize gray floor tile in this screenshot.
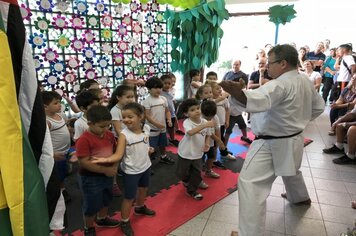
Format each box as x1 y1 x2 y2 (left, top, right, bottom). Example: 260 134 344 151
307 188 318 203
308 160 336 171
285 214 326 235
340 171 356 183
324 221 351 236
196 206 213 219
303 176 315 189
299 166 311 177
202 219 238 236
263 231 290 236
344 182 356 194
209 202 239 225
170 217 207 236
270 183 284 197
313 178 348 193
219 190 238 206
284 202 322 220
267 196 284 214
310 168 342 181
320 204 356 225
335 164 356 173
316 189 351 207
265 212 285 234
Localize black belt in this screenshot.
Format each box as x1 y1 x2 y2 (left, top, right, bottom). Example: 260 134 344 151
255 131 302 140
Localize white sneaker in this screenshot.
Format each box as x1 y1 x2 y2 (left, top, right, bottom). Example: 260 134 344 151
221 153 236 161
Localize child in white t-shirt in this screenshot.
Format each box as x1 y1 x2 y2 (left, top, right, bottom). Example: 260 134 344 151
91 102 155 236
189 69 202 98
177 98 215 200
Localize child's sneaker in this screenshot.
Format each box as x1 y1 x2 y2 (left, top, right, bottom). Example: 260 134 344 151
134 205 156 217
221 153 236 161
169 139 180 147
84 227 96 236
186 191 203 200
213 161 226 169
159 155 175 165
198 181 209 189
205 170 220 178
120 220 134 236
112 183 122 197
95 217 120 228
241 136 253 144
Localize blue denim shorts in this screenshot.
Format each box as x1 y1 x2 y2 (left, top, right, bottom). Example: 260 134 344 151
123 168 151 199
149 132 168 148
80 175 113 216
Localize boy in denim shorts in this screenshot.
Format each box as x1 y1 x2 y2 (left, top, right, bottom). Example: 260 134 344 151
76 105 119 236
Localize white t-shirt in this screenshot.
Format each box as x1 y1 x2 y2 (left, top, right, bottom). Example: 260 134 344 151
141 95 168 136
73 116 88 141
305 71 321 84
337 55 355 82
47 115 71 153
228 96 242 116
120 124 152 175
178 118 211 160
110 105 126 137
216 98 230 126
207 115 220 147
190 81 202 98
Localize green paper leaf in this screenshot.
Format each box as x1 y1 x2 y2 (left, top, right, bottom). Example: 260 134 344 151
171 49 180 60
193 56 200 69
171 38 179 49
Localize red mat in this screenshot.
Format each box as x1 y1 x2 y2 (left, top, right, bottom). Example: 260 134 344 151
56 169 238 236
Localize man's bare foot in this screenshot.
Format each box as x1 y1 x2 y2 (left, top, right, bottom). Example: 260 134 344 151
231 231 239 236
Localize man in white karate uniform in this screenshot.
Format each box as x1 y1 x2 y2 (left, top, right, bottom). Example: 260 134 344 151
220 44 325 236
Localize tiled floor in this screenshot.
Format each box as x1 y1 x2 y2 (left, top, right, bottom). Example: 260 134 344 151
168 108 356 236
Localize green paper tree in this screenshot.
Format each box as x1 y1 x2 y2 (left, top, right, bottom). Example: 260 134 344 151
268 4 296 45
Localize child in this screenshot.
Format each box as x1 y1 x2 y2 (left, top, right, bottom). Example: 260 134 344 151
177 98 215 200
160 74 179 146
108 84 135 138
73 90 100 141
92 102 155 236
76 105 120 235
189 69 202 98
141 77 175 164
205 71 218 83
201 100 235 180
42 91 70 231
168 72 185 135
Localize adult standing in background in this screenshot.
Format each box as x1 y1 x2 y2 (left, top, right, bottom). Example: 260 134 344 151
247 57 272 89
306 42 326 72
322 48 337 103
220 44 325 236
222 59 248 85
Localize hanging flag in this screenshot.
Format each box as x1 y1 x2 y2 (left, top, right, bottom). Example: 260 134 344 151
0 0 58 235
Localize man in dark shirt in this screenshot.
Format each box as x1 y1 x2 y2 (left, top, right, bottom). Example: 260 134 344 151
248 58 272 89
306 42 326 72
222 59 248 85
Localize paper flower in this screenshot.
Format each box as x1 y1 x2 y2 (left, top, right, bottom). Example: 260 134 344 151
132 22 142 34
71 38 85 52
137 65 146 76
151 2 159 11
113 54 124 65
45 73 58 86
147 37 156 47
52 14 68 29
82 60 94 71
29 33 46 49
146 51 154 61
154 24 163 34
137 13 144 24
67 57 80 69
114 3 124 15
126 72 135 80
36 0 53 12
51 60 66 74
43 49 59 62
157 35 166 46
128 58 139 68
148 65 156 73
70 15 84 29
101 13 113 27
156 12 164 22
157 59 165 70
33 56 44 71
20 4 32 21
130 36 140 47
114 67 124 80
144 26 151 35
83 47 95 59
134 47 143 58
95 0 107 13
102 43 113 54
122 14 132 25
85 69 97 80
130 1 139 12
63 72 76 83
74 0 89 15
87 15 99 28
98 56 109 69
145 13 154 24
118 40 129 52
101 29 112 40
57 34 70 48
155 48 164 58
56 0 69 12
140 3 149 12
82 30 95 44
118 24 128 36
34 17 50 32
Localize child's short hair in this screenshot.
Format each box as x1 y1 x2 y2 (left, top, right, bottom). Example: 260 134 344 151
201 100 217 117
206 71 217 79
42 91 61 105
195 84 211 100
79 79 99 93
167 72 176 79
145 76 163 89
160 74 172 82
123 102 145 116
189 69 200 79
76 90 100 110
108 84 134 110
179 98 200 114
87 105 112 124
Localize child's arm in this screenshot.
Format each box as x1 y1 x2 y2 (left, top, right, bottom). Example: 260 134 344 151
165 107 172 127
213 93 229 103
112 120 122 136
191 81 201 88
78 156 118 176
144 108 165 129
91 133 126 164
186 120 215 136
210 133 226 150
225 106 230 128
203 135 211 152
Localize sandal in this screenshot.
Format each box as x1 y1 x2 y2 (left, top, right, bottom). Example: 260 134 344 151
328 130 335 136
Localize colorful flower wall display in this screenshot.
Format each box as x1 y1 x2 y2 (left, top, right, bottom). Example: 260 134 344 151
20 0 171 107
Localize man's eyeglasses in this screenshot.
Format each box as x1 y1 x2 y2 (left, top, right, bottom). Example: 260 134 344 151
267 59 282 65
